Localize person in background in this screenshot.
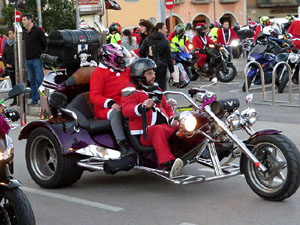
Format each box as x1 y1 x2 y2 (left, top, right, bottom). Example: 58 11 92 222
209 22 221 42
121 29 138 51
168 24 190 53
107 22 122 44
2 29 16 106
288 19 300 49
132 27 141 46
185 23 195 42
217 20 239 60
22 13 47 106
138 19 154 47
283 15 295 35
192 23 214 73
254 16 270 42
139 22 174 91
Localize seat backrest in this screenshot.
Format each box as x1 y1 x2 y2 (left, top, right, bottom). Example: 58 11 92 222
66 92 95 130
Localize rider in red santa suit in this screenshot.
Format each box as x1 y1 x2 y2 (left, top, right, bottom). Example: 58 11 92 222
121 58 184 178
217 20 239 60
90 43 136 159
192 23 214 71
288 20 300 50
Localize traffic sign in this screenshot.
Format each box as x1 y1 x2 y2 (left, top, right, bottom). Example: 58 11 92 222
165 0 175 10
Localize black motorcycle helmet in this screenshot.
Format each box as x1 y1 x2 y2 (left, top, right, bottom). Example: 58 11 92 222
109 22 120 34
195 23 207 36
130 58 157 84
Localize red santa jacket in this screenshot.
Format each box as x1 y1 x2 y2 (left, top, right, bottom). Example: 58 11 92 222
121 83 174 135
90 65 131 120
192 35 214 50
254 24 263 42
217 28 238 45
288 20 300 37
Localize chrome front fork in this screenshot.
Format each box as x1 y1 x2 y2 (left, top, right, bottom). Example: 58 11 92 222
204 106 267 172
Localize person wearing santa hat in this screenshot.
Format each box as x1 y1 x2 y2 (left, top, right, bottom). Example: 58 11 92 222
216 20 239 61
192 23 214 72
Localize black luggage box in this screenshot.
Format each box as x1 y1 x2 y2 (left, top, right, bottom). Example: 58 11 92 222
46 29 100 68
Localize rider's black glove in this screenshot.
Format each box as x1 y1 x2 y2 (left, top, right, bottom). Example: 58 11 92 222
4 108 20 122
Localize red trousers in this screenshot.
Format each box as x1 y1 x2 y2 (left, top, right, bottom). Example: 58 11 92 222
196 52 207 67
140 124 176 164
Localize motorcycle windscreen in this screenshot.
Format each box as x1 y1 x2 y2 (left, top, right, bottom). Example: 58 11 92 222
250 44 267 55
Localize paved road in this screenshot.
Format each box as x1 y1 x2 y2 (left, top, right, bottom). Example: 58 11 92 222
7 58 300 225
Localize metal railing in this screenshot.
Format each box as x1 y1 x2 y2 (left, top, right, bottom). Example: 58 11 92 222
243 61 300 107
243 61 266 100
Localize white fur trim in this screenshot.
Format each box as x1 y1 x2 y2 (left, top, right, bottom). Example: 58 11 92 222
107 109 113 120
104 99 113 108
98 63 108 69
130 130 143 135
134 104 142 117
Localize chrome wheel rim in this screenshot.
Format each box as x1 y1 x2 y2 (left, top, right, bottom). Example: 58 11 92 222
247 142 288 193
219 67 233 80
30 135 58 181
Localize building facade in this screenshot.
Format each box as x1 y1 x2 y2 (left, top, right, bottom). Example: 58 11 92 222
168 0 246 30
247 0 299 21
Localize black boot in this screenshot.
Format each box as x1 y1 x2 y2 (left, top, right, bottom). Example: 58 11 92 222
10 98 17 106
118 140 137 158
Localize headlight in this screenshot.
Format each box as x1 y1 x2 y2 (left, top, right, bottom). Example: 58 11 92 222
188 44 193 50
289 52 298 64
241 108 257 125
209 44 215 49
248 56 255 62
278 35 284 39
231 40 239 47
226 112 241 129
180 112 197 132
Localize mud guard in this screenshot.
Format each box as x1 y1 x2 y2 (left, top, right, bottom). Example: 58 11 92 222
240 129 281 174
0 179 22 189
19 120 118 155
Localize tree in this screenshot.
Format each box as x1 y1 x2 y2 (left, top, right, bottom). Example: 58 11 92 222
1 0 76 32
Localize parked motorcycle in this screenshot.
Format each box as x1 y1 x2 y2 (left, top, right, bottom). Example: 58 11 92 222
241 38 254 58
275 48 300 93
242 36 291 92
19 77 300 201
190 43 237 83
0 84 36 225
170 44 192 88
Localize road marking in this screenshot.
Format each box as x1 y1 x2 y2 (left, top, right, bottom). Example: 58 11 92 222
180 223 199 225
22 186 123 212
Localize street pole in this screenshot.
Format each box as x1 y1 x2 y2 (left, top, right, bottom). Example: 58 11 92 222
213 0 216 22
36 0 42 27
161 0 166 23
170 9 173 32
14 10 26 126
76 0 80 29
106 8 108 27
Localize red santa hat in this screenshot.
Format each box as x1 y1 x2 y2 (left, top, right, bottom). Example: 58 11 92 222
196 23 206 28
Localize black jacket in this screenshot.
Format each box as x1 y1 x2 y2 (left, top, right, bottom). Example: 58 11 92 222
2 42 14 67
23 25 47 60
139 31 174 73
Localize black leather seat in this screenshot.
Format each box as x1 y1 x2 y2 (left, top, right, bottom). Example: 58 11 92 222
66 92 111 133
66 92 155 153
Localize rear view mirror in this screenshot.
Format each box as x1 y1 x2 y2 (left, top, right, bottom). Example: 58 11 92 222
48 92 68 109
